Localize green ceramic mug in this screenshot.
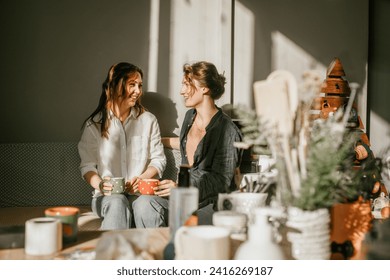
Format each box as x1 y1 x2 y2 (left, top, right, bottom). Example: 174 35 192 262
45 206 79 244
99 177 125 195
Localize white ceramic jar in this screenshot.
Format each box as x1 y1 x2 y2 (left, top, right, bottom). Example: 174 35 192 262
212 211 247 241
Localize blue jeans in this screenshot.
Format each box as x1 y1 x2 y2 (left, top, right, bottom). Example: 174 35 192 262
92 194 168 230
92 194 134 230
133 195 169 228
92 195 212 230
132 198 213 227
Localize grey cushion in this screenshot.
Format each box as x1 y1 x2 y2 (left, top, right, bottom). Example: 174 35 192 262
0 143 91 207
0 143 181 208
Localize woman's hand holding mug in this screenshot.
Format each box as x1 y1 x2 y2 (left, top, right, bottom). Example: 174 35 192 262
99 177 125 195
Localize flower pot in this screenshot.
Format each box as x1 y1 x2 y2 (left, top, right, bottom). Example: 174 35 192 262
330 199 373 259
286 207 331 260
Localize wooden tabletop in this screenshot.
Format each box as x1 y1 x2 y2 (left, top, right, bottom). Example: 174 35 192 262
0 228 170 260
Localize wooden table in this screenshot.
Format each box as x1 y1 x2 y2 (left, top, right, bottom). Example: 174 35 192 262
0 228 170 260
3 226 366 260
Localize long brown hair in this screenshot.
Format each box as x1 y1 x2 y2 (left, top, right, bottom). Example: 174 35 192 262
82 62 145 138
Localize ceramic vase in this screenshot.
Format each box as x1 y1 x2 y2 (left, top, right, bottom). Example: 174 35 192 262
286 207 331 260
234 207 285 260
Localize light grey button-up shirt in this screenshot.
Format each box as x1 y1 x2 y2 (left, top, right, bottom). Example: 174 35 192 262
78 109 166 196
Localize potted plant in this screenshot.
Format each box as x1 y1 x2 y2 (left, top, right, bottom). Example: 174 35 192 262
230 67 389 259
232 102 360 259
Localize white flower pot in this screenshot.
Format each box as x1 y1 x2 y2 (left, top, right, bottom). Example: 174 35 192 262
286 207 331 260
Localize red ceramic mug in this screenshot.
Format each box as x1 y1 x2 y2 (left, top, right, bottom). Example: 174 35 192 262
138 179 159 195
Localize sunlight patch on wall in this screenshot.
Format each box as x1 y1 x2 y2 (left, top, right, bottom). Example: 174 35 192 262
370 111 390 154
148 0 160 92
272 31 368 130
169 0 232 135
370 111 390 191
233 0 255 107
271 31 327 85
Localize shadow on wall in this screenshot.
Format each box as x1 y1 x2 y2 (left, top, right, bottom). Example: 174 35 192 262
142 92 179 137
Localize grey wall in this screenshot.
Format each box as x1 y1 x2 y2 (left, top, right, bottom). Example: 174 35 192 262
0 0 151 143
238 0 368 97
0 0 387 147
368 0 390 138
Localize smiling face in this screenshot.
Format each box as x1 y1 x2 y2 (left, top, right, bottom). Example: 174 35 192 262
180 76 206 108
117 72 143 111
98 62 145 137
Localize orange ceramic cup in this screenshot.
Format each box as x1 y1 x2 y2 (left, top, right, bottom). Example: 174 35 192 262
138 179 159 195
381 206 390 219
45 206 79 244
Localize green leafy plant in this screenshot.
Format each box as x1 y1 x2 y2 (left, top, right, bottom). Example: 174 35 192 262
292 115 359 210
226 103 270 155
231 71 386 211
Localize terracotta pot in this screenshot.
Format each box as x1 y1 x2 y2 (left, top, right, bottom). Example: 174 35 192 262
330 199 373 260
311 96 349 111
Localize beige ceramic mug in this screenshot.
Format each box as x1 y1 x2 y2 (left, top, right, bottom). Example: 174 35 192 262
217 192 268 224
174 225 231 260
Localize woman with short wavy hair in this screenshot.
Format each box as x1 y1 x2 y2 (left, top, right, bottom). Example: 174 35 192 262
159 61 243 225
